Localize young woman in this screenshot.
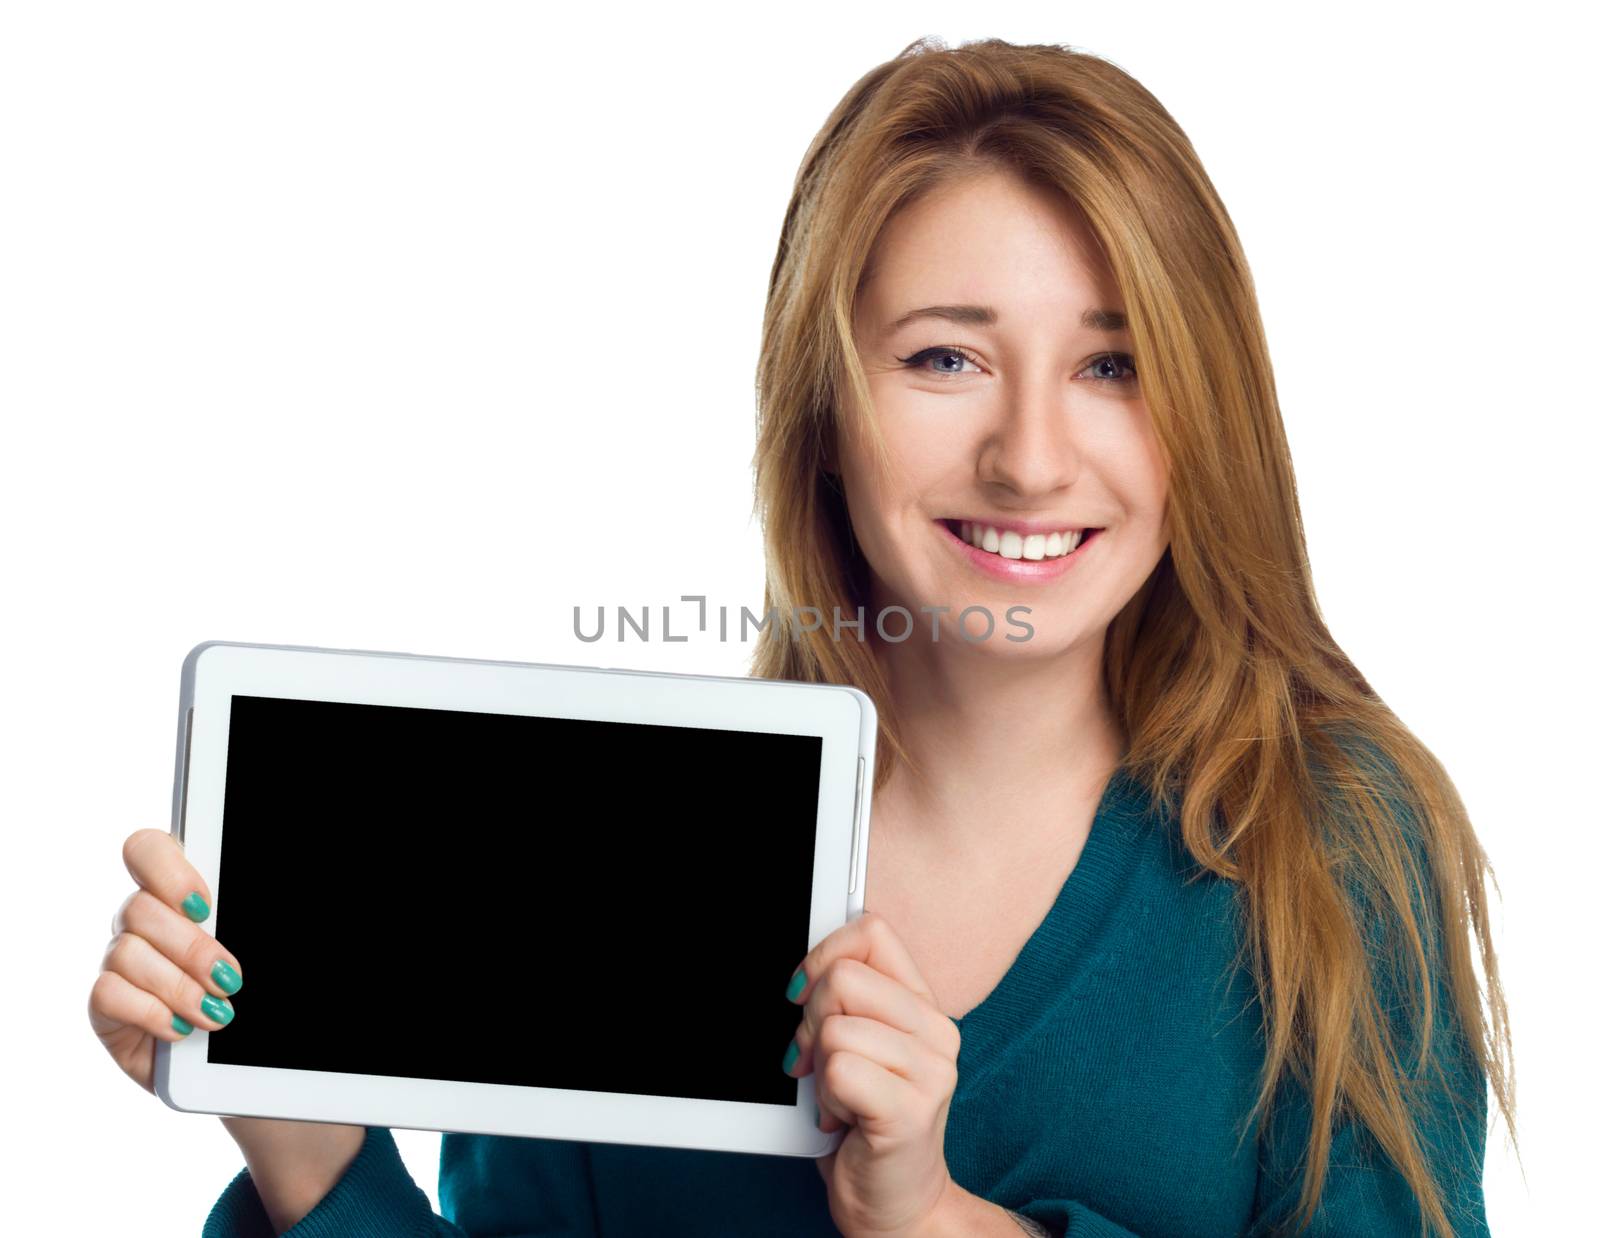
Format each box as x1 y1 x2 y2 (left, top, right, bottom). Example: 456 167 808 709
89 36 1515 1238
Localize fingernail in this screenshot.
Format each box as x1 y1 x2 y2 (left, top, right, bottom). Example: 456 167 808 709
785 967 807 1002
782 1038 799 1075
171 1014 194 1036
200 993 234 1026
181 892 210 922
211 959 243 995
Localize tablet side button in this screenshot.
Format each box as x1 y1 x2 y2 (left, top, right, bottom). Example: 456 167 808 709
848 755 865 895
177 706 194 845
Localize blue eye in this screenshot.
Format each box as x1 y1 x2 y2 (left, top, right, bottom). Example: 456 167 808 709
1080 352 1137 383
896 346 980 376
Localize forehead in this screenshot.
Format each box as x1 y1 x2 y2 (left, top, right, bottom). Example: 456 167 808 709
856 169 1121 327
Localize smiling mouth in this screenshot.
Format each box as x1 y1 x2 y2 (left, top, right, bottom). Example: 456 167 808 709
941 519 1103 561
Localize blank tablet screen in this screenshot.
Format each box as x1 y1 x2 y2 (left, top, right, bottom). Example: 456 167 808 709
207 693 823 1107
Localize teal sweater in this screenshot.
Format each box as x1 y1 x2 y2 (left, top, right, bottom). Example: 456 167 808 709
202 767 1489 1236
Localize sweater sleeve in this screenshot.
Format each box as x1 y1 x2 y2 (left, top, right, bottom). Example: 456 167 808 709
202 1126 470 1237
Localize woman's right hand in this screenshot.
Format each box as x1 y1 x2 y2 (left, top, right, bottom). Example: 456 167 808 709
89 828 245 1094
91 829 367 1232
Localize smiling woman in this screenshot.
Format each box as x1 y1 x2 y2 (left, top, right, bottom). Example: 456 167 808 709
169 34 1515 1238
746 33 1515 1238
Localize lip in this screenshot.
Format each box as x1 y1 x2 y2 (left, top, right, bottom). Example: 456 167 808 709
937 519 1102 583
944 515 1099 536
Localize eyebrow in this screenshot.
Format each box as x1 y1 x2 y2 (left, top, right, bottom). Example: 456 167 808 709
882 304 1128 335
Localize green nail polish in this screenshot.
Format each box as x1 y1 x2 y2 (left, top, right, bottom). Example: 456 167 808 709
782 1038 799 1074
171 1014 194 1035
211 959 242 995
200 993 234 1026
785 968 807 1002
181 891 210 922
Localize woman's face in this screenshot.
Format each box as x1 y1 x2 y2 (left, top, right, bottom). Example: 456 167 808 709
839 168 1170 656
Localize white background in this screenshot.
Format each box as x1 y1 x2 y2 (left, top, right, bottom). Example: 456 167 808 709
3 2 1591 1232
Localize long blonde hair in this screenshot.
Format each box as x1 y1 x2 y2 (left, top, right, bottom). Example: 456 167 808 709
748 36 1516 1237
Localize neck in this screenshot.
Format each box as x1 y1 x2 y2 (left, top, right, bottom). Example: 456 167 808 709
869 616 1127 864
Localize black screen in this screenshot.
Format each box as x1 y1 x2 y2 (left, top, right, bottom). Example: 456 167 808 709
207 693 822 1107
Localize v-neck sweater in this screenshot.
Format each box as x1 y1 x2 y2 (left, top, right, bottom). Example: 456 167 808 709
201 766 1490 1236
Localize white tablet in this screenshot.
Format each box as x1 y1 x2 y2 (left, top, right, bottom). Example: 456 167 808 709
154 640 876 1159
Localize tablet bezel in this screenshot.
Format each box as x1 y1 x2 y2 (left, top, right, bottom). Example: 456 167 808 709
153 640 875 1159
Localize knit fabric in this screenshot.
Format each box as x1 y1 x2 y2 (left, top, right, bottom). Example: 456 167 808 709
202 766 1489 1236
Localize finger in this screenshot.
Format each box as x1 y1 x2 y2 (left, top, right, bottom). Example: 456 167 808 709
816 1048 917 1132
111 887 243 999
800 1014 959 1129
792 956 957 1076
89 967 199 1043
803 1013 925 1088
102 931 236 1032
786 909 934 1007
122 828 212 923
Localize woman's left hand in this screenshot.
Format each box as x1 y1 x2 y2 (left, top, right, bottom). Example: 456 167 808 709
784 909 963 1238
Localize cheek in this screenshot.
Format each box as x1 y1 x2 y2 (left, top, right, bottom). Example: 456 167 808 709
880 386 975 459
837 412 953 527
1140 410 1172 488
834 453 898 574
1111 411 1171 523
1141 462 1170 525
838 473 888 551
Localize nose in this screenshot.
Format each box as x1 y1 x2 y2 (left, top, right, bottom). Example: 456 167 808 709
976 372 1083 499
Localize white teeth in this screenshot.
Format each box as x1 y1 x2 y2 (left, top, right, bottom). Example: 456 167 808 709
957 522 1089 560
